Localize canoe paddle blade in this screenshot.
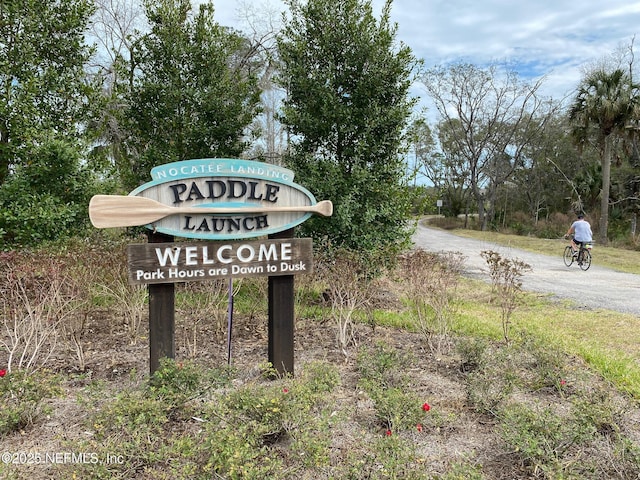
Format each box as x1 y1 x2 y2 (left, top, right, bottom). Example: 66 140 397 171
89 195 333 228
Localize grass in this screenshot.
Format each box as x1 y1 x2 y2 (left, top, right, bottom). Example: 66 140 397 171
422 226 640 396
452 278 640 398
3 233 640 479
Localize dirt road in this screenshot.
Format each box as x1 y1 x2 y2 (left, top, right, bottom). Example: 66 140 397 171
412 223 640 317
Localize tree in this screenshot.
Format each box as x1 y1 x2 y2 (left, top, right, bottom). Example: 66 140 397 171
120 0 262 188
421 63 551 231
406 117 437 187
511 113 589 223
0 0 96 185
85 0 147 184
435 119 474 218
569 68 639 244
276 0 420 256
0 139 96 247
233 1 288 164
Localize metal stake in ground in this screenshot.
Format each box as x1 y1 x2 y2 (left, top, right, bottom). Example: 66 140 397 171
227 278 234 365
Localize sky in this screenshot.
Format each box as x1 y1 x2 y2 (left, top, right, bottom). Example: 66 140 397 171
211 0 640 107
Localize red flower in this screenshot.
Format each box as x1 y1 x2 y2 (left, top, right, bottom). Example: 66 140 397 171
560 379 567 386
282 388 289 394
0 369 6 377
416 423 423 432
422 402 431 412
385 429 392 436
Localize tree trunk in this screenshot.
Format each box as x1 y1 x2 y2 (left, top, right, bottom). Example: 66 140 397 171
471 180 486 231
599 134 612 245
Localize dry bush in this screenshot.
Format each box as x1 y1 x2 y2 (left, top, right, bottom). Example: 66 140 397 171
92 240 148 345
0 252 83 372
56 240 116 371
397 249 464 354
176 279 239 358
238 277 268 334
0 237 145 373
95 280 147 346
314 248 376 359
481 250 531 343
58 265 91 372
424 216 465 230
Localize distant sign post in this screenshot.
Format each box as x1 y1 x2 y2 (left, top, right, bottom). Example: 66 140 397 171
89 158 332 376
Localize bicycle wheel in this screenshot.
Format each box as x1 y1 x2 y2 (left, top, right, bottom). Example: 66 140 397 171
579 250 592 271
563 245 574 266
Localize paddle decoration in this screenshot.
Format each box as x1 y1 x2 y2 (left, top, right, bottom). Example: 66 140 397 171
89 194 333 229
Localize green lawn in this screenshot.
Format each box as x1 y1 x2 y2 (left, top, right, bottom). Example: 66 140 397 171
427 228 640 397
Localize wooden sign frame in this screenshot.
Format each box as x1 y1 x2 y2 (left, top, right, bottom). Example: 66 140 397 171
91 159 328 377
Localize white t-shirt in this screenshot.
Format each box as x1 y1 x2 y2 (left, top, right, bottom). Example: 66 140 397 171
572 219 592 242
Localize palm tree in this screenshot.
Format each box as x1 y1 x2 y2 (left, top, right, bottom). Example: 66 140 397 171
569 68 639 245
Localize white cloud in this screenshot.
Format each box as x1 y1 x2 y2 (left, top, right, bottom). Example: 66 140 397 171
211 0 640 102
380 0 640 99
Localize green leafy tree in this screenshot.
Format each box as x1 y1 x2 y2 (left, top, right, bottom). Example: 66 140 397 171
510 113 589 223
569 68 639 244
277 0 420 256
0 139 96 247
120 0 262 188
0 0 96 185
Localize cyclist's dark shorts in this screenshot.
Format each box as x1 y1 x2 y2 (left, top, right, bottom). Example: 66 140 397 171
574 240 589 248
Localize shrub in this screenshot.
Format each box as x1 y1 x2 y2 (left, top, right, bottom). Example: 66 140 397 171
176 279 236 357
0 251 80 372
481 250 531 343
314 247 377 358
357 343 431 432
0 139 96 248
60 358 343 479
398 249 463 353
498 403 570 475
92 240 148 345
340 434 428 479
148 358 232 414
464 345 518 416
0 369 62 436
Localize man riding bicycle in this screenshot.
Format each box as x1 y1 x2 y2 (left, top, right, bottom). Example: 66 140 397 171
564 213 593 262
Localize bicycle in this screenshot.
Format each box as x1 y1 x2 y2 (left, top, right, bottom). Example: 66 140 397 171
563 235 593 271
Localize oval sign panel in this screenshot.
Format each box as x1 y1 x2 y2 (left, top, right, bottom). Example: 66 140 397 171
129 158 319 240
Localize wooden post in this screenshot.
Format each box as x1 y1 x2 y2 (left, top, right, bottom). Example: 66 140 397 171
147 231 175 375
268 228 295 376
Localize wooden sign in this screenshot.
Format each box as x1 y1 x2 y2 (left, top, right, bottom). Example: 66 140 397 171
127 238 313 285
123 158 323 240
88 158 332 377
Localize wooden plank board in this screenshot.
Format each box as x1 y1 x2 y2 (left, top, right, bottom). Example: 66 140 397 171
127 238 313 285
